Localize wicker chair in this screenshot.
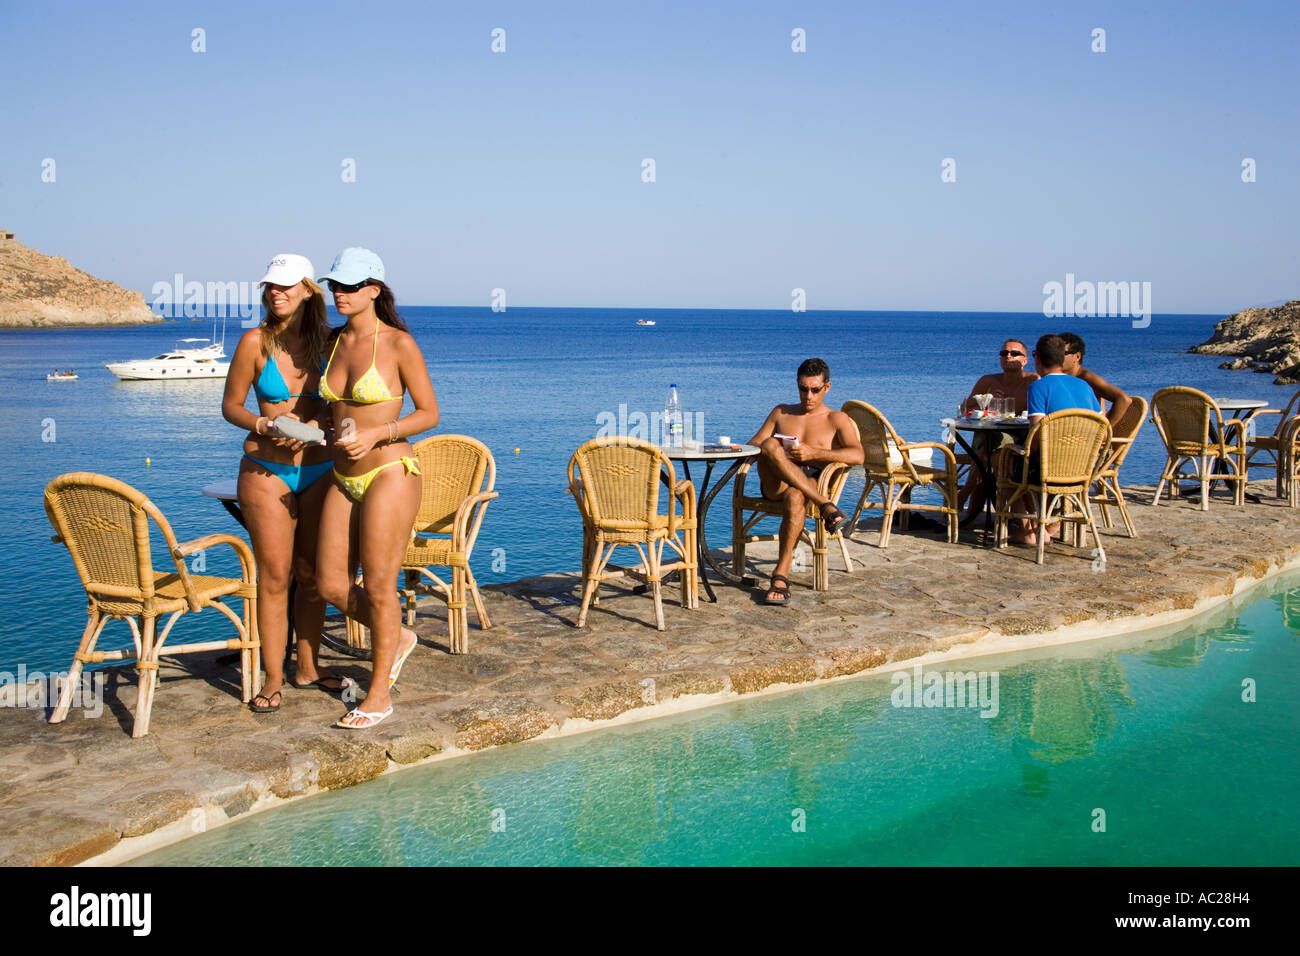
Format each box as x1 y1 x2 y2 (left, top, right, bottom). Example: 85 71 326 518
1272 417 1300 507
1246 388 1300 498
569 437 698 630
1088 395 1147 537
1151 387 1248 510
731 456 852 592
43 473 259 738
398 435 498 654
840 400 959 547
993 410 1112 565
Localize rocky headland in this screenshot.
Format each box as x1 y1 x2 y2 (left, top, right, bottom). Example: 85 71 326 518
1191 299 1300 384
0 232 158 328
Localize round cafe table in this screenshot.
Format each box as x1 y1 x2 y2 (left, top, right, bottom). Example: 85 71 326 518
948 416 1032 540
1205 398 1268 499
663 444 761 602
201 479 243 527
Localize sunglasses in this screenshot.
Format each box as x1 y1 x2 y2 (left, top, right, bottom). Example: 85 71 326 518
999 350 1025 357
798 384 827 394
327 279 372 294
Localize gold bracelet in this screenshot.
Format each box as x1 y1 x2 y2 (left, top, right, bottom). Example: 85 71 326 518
390 421 399 442
255 417 266 436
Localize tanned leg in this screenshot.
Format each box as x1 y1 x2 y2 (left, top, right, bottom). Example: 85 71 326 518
237 460 298 706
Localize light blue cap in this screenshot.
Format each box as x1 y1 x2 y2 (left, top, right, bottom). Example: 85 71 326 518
318 247 385 285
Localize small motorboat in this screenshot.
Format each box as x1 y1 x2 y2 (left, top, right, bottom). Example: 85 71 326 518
636 319 656 326
46 371 79 382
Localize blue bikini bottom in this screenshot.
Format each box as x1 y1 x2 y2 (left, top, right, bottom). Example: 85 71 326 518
243 455 333 495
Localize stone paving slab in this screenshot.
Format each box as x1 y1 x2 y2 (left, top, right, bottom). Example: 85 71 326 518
4 481 1300 865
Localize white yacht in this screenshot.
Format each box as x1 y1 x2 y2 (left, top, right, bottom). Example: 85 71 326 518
106 338 229 381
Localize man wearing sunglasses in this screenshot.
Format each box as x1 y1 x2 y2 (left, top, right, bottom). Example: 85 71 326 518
963 339 1038 415
748 358 864 606
958 339 1039 513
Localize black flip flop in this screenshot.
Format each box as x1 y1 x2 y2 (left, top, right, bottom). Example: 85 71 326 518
292 673 355 694
820 503 849 535
249 689 282 714
761 574 791 606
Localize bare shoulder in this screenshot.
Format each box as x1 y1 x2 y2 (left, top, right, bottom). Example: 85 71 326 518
389 327 423 354
827 408 854 428
1080 366 1108 387
234 328 263 358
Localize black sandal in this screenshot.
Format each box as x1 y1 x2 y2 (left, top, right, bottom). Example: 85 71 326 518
820 503 849 535
762 573 791 606
292 673 356 694
249 689 282 714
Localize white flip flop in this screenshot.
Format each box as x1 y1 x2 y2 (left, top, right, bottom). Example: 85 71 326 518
335 706 393 730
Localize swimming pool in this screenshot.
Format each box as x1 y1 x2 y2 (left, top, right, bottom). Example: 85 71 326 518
128 574 1300 866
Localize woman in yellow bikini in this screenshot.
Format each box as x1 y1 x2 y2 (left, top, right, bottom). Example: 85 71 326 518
222 254 350 714
314 248 439 729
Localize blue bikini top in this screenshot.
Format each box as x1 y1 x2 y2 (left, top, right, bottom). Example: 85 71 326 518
254 351 322 403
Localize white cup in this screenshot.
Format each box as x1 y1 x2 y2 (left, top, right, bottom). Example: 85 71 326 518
718 435 731 445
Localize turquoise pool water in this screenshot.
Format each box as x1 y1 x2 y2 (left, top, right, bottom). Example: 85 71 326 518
130 575 1300 866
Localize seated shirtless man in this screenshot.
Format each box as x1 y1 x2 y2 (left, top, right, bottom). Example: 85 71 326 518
748 358 864 606
1058 332 1133 427
958 338 1039 513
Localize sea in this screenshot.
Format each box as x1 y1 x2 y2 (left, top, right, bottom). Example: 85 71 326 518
0 307 1274 674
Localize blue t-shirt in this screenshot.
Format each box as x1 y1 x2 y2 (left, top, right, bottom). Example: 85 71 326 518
1026 373 1101 417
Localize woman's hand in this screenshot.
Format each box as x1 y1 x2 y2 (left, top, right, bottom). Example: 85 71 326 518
335 421 385 461
266 412 307 452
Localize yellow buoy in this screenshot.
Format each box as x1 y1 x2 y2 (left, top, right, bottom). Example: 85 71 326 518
514 448 520 455
145 457 151 466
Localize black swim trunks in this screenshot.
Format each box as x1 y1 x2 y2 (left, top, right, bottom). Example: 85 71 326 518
1009 453 1042 485
800 463 824 480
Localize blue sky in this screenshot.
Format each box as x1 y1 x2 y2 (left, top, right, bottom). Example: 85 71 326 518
1 0 1296 311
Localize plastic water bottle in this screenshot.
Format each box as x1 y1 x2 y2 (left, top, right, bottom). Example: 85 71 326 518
664 384 683 447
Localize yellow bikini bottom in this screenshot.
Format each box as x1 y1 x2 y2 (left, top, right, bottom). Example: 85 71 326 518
334 456 421 502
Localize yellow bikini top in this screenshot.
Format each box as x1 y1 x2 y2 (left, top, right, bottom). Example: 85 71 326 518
319 325 398 404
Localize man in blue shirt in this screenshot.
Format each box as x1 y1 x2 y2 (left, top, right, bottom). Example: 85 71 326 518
1004 335 1102 545
1027 335 1102 421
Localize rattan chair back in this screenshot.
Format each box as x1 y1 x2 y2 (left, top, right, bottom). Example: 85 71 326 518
45 473 179 608
841 400 923 484
1152 387 1220 456
569 437 676 534
411 434 494 535
1033 409 1112 490
1107 395 1147 467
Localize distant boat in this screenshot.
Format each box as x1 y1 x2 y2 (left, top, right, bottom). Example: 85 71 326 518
636 319 656 326
106 338 229 381
46 371 78 382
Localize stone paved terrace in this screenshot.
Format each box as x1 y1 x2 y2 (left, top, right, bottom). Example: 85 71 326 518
3 480 1300 865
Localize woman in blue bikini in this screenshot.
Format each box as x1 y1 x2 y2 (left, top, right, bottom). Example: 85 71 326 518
221 254 351 713
314 248 439 729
